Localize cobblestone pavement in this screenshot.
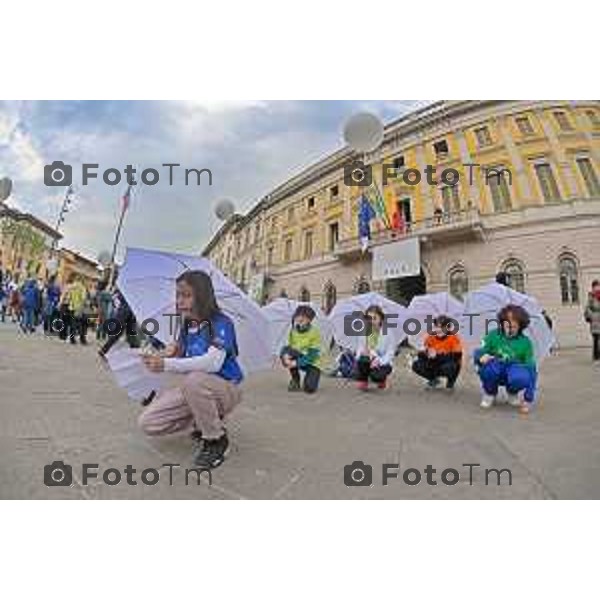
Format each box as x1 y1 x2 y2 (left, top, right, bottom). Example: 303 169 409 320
1 322 599 499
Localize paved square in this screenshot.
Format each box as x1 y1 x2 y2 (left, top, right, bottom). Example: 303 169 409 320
1 323 599 499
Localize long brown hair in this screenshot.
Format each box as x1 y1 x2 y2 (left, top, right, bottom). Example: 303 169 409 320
176 270 220 322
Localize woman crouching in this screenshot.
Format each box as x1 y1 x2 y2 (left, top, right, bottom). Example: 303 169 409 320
139 270 243 469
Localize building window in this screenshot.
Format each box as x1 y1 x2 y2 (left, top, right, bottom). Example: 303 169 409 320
267 246 274 267
254 223 260 243
328 222 339 252
558 255 579 304
554 111 574 132
287 206 295 223
576 157 600 196
534 163 561 202
279 289 288 298
515 116 535 136
448 266 468 300
355 277 371 294
323 282 337 314
474 126 493 147
307 196 315 210
299 286 310 302
441 184 460 214
330 185 339 200
392 156 405 170
586 110 600 129
270 215 278 231
502 259 526 293
304 230 313 259
284 238 293 262
433 140 449 157
488 169 512 211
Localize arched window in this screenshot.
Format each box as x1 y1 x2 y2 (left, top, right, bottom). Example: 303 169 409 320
279 289 288 298
355 277 371 294
501 258 526 293
299 286 310 302
323 282 337 314
448 266 469 300
558 254 579 304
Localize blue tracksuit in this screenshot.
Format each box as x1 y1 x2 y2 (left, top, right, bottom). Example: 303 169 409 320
473 348 537 403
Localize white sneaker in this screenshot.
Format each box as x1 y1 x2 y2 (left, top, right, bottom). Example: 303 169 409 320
496 388 509 405
507 392 522 408
480 394 495 409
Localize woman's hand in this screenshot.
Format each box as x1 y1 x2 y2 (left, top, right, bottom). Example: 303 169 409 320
479 354 494 365
163 343 179 358
143 354 165 372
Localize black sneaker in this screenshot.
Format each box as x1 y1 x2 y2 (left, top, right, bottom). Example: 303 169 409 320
192 434 229 469
191 430 204 459
288 379 301 392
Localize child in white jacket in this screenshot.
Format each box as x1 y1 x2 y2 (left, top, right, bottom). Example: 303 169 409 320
355 305 396 391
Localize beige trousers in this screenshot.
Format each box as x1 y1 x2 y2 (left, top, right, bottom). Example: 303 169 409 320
138 372 242 440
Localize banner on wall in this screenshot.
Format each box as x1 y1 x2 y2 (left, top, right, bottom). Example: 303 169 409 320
372 237 420 281
248 272 266 303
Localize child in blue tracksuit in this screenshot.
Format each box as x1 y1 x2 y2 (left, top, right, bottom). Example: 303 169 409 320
474 304 538 414
21 278 40 333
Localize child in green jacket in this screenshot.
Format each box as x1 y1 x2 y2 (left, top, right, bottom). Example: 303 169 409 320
474 304 537 413
280 305 321 393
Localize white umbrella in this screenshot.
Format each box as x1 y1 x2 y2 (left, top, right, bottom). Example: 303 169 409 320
328 291 409 352
407 292 464 349
261 298 334 356
461 282 553 360
116 247 272 374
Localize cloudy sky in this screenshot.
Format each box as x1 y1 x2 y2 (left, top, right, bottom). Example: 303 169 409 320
0 100 430 262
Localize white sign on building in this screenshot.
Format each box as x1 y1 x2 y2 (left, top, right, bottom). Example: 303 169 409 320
372 237 421 281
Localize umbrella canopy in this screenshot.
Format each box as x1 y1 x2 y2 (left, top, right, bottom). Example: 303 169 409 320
328 291 409 352
461 282 553 360
407 292 465 349
116 247 272 374
261 298 334 356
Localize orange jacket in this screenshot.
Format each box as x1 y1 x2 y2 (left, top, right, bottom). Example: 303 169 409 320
424 333 463 355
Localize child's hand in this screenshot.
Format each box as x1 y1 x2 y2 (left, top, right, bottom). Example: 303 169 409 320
371 357 381 369
479 354 493 365
288 360 297 368
427 348 437 359
143 354 165 372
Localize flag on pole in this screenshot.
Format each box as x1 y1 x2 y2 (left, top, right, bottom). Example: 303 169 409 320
368 179 391 229
122 184 132 212
358 194 376 252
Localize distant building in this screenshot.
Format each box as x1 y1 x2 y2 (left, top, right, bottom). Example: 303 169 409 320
0 205 62 283
203 100 600 347
57 248 102 289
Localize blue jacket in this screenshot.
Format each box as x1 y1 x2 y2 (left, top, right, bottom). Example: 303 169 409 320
22 281 40 310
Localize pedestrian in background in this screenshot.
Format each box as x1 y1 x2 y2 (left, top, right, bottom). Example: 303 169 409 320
21 276 40 334
584 280 600 361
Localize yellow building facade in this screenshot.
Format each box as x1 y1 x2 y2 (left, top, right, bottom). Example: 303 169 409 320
203 101 600 346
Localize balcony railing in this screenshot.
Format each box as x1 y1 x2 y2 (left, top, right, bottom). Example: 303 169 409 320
334 207 483 258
